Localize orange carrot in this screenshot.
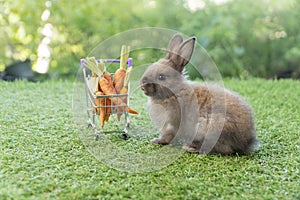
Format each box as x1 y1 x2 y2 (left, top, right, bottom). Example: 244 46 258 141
119 67 132 96
116 95 125 121
99 76 138 115
125 106 138 114
95 91 106 128
99 76 122 114
100 74 123 121
99 77 116 96
113 68 126 93
103 72 113 121
116 67 132 120
104 71 113 87
114 45 130 93
104 98 111 122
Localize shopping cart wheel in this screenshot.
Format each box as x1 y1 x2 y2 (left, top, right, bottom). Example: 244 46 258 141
95 134 99 141
122 133 129 140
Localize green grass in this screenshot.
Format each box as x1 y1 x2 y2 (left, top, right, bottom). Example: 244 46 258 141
0 78 299 199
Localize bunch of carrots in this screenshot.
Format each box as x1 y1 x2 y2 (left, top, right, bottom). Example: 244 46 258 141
85 45 138 128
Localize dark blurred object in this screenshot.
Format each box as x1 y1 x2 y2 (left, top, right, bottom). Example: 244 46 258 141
0 59 34 81
0 59 49 82
276 70 300 80
122 133 129 140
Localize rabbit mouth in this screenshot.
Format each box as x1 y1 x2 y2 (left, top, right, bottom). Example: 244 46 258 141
141 82 175 99
141 83 156 96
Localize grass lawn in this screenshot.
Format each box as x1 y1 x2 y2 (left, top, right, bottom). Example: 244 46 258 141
0 78 299 199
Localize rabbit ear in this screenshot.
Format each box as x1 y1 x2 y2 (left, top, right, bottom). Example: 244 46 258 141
166 34 183 59
170 37 196 73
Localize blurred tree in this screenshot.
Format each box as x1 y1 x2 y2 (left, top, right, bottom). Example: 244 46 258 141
0 0 299 78
181 0 299 78
0 0 44 71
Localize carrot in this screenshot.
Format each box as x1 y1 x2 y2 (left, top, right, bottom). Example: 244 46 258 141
116 94 125 121
114 68 126 93
99 76 138 115
95 91 106 128
97 67 128 121
99 76 116 96
99 76 122 115
114 45 130 93
104 97 111 122
125 106 138 114
115 67 132 120
119 67 132 95
102 71 113 121
104 71 113 86
85 53 138 125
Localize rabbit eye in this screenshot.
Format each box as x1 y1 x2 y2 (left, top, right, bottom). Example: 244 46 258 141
158 74 166 80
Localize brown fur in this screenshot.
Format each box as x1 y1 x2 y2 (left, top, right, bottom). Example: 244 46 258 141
140 34 259 155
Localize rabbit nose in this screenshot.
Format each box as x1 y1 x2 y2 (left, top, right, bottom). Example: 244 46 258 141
140 77 151 92
140 76 149 85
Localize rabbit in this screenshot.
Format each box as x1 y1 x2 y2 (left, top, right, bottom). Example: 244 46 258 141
140 34 259 155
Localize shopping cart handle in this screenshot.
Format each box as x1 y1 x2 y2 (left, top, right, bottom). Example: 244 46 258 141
80 59 86 69
81 58 132 69
127 58 132 67
103 59 120 63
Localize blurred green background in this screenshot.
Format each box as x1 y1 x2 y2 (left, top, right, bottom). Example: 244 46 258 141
0 0 299 79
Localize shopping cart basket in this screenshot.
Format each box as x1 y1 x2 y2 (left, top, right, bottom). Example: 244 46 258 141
81 58 133 140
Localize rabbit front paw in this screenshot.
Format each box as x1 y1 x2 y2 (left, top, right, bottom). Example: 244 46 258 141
183 144 199 153
151 138 169 145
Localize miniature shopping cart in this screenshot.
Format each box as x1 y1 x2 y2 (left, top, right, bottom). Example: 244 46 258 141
81 58 133 140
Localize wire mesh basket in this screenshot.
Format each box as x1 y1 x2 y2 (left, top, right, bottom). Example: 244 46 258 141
80 58 133 140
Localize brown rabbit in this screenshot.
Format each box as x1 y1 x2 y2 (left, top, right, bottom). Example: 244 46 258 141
140 34 259 155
